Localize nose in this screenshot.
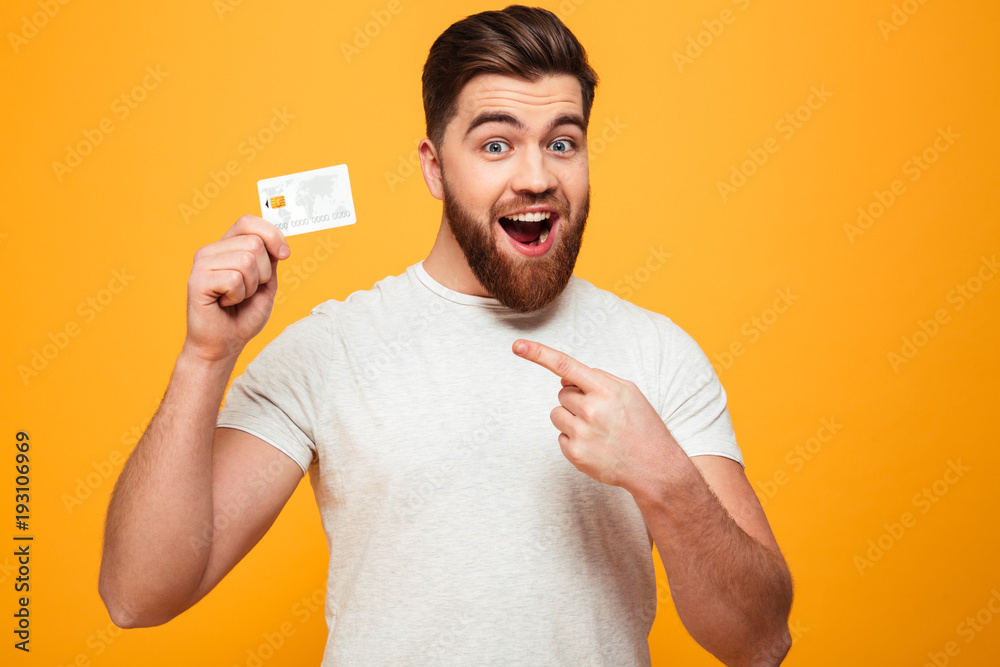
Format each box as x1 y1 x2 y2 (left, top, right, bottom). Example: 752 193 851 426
509 145 558 195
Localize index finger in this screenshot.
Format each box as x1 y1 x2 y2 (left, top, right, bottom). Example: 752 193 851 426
512 339 602 393
223 214 290 261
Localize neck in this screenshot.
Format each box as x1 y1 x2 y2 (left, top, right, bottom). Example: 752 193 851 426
423 220 491 297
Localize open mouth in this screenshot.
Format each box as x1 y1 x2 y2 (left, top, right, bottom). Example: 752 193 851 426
498 211 553 247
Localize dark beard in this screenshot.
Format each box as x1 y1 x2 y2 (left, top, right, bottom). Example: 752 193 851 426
441 178 589 313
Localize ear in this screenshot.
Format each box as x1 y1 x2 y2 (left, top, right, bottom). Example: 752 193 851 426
419 138 444 201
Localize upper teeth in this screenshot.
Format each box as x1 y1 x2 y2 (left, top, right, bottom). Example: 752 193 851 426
505 211 551 222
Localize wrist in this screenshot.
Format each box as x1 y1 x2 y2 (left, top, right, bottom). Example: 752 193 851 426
628 442 701 514
177 342 242 379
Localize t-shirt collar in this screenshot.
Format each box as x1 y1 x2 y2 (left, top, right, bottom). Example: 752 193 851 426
412 261 505 308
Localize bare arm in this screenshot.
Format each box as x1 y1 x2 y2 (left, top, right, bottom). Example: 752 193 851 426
636 454 792 666
99 215 303 628
512 339 793 666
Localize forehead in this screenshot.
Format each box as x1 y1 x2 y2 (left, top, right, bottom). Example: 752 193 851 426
453 73 584 126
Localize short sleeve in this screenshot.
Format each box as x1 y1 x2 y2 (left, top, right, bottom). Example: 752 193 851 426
657 321 744 468
216 311 333 473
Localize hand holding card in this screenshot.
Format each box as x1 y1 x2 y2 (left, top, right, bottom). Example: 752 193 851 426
257 164 357 236
185 215 289 362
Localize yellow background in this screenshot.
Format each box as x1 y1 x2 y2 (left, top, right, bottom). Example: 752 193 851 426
3 0 998 664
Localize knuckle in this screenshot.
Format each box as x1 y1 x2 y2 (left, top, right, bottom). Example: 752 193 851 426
564 441 582 461
246 234 265 253
222 270 243 292
236 251 256 271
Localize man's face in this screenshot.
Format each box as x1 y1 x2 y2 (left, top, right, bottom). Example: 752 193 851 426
434 73 591 312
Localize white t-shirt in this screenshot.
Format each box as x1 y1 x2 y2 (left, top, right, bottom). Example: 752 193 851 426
217 262 743 666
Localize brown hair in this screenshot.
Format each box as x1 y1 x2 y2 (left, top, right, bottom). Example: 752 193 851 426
422 5 599 149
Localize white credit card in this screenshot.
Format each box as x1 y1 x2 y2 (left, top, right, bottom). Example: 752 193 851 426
257 164 356 236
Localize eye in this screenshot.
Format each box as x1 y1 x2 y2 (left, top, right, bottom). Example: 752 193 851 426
549 139 573 153
485 140 510 154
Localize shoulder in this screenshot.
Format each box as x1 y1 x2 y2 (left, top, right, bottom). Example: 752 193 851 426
310 263 420 322
251 265 417 361
563 275 707 359
559 276 721 406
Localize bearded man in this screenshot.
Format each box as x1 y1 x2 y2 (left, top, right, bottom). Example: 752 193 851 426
99 6 793 666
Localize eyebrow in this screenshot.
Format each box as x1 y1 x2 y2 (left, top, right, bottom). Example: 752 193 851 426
464 111 587 138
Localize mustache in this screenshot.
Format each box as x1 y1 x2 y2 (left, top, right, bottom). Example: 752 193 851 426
490 194 571 220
